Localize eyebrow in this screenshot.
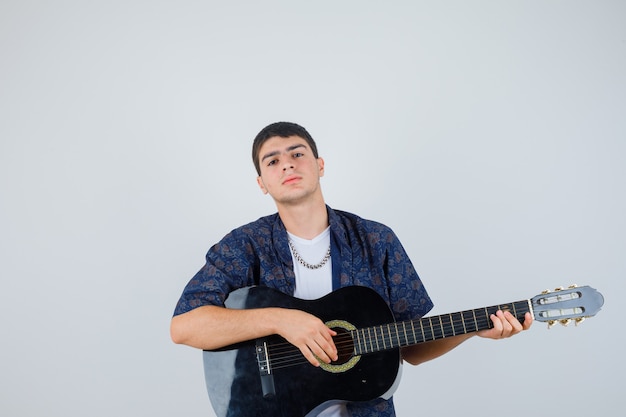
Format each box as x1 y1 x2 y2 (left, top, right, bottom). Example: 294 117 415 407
260 143 307 162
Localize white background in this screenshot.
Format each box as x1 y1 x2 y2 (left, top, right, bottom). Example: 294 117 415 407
1 1 624 416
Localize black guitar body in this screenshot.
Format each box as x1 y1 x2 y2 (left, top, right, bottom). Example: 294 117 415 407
203 286 401 417
201 284 606 417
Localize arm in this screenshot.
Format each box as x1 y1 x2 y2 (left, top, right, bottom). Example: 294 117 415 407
170 305 338 367
170 225 337 365
402 310 533 365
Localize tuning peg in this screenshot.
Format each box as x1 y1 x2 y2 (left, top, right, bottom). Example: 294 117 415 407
575 317 585 326
542 289 551 295
554 286 564 292
547 320 556 329
568 284 578 289
559 319 571 327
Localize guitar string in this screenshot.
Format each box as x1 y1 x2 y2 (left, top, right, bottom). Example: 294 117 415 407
263 300 528 357
265 305 526 356
265 312 518 356
271 307 522 356
260 303 532 370
266 320 510 369
264 320 488 370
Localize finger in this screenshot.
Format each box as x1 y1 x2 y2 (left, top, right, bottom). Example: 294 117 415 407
305 344 335 366
299 345 321 367
523 312 533 330
501 311 521 335
500 312 518 337
320 328 338 360
313 332 338 363
507 313 524 333
490 311 512 338
490 312 503 335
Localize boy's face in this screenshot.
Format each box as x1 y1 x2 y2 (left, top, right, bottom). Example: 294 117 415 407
256 135 325 206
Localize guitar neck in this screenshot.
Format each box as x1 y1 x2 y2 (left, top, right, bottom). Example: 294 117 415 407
352 300 532 355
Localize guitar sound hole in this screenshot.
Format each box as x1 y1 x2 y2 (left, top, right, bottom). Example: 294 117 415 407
331 327 355 364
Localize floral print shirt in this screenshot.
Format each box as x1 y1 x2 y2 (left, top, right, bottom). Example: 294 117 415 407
174 206 434 417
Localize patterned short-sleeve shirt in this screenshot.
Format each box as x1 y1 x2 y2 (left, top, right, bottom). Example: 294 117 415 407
173 206 434 417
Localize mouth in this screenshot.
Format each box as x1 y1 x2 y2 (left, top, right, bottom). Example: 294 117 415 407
282 175 301 185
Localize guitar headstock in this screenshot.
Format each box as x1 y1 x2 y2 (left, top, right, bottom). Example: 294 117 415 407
531 285 604 328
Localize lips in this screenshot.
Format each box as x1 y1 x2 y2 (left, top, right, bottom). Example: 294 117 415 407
282 175 301 185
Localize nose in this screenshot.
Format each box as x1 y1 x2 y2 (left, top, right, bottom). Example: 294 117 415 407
282 161 294 171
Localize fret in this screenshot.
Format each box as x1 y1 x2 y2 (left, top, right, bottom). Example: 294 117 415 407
525 300 533 321
448 313 456 336
373 326 381 352
512 301 529 322
360 328 367 353
353 329 361 355
370 326 377 352
439 316 445 338
409 320 417 345
519 301 529 320
366 327 378 352
430 317 442 340
513 301 528 321
393 322 401 347
425 317 432 341
360 328 366 354
362 328 370 352
440 314 452 338
483 307 492 329
472 309 478 331
462 310 476 333
401 321 408 346
451 312 465 336
484 305 499 329
424 317 434 341
419 319 426 343
381 324 387 348
380 324 387 350
500 304 511 315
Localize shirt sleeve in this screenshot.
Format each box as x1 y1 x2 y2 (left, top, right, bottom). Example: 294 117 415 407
383 228 434 322
172 230 257 316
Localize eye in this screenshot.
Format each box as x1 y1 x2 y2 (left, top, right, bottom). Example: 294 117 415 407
267 159 277 166
293 152 304 158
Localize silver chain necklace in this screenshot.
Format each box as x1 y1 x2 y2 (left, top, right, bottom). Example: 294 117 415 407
287 238 331 270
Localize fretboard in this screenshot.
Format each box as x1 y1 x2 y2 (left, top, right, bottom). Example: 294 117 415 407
352 300 532 355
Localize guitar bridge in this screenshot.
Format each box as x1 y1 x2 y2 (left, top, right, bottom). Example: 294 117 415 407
256 339 276 398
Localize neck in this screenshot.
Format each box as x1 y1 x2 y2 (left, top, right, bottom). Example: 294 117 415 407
277 197 328 239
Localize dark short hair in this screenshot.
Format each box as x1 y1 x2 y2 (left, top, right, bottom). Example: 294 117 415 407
252 121 319 175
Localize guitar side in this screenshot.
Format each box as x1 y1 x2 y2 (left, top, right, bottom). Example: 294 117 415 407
203 286 401 417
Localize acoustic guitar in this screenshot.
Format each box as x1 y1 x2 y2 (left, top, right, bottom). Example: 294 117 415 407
202 284 603 417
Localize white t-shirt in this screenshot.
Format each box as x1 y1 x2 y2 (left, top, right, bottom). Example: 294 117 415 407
289 227 333 301
288 228 349 417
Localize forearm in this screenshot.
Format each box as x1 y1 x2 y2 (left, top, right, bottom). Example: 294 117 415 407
171 304 339 366
170 305 282 350
401 310 533 365
401 333 474 366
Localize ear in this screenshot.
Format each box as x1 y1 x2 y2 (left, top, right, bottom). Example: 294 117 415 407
317 157 325 177
256 176 268 194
